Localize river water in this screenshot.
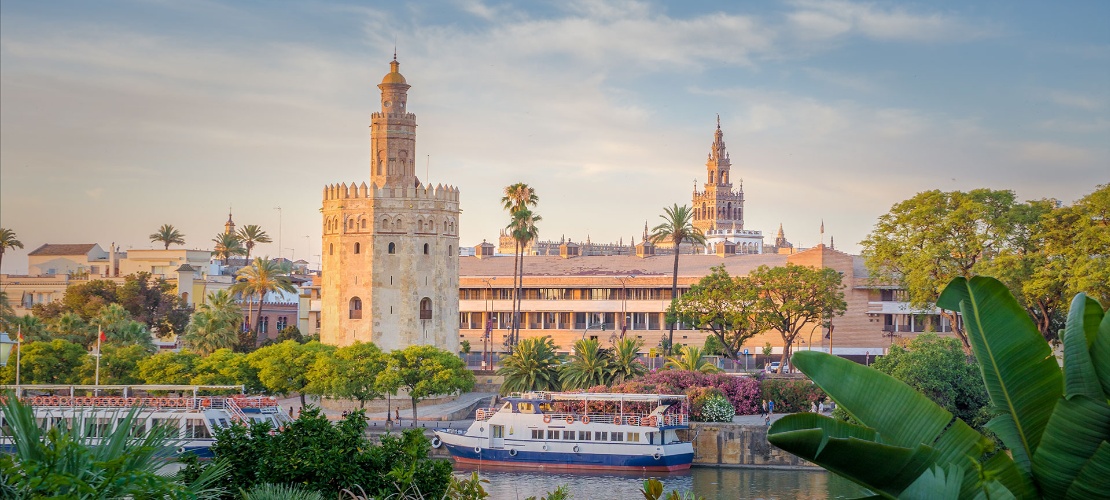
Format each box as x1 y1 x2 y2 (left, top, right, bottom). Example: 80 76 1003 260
454 465 868 499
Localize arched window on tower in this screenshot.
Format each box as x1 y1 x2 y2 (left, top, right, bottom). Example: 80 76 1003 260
329 243 334 255
420 297 432 320
388 242 396 254
448 245 453 256
349 297 363 319
354 242 360 254
423 243 429 255
361 219 367 229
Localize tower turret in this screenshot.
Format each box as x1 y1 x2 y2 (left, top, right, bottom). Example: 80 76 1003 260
370 55 418 189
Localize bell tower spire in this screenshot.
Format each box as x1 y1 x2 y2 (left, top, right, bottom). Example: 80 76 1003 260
692 116 745 235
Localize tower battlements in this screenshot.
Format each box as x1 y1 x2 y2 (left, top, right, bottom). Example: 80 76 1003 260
322 182 460 202
370 111 416 121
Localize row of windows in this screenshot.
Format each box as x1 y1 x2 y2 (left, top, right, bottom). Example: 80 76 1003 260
460 311 700 331
349 297 433 320
324 215 457 235
328 242 454 257
528 429 641 442
458 287 688 301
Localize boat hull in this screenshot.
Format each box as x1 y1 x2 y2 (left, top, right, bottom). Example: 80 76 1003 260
439 440 693 472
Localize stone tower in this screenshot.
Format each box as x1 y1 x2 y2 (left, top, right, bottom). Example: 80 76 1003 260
319 56 461 351
692 116 745 235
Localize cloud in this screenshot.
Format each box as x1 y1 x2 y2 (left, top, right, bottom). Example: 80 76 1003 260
786 0 996 43
1047 90 1104 111
85 187 105 200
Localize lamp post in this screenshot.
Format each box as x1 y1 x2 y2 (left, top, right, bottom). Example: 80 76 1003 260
482 278 496 369
615 275 636 340
0 332 15 368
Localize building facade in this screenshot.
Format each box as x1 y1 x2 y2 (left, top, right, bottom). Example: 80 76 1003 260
319 57 461 351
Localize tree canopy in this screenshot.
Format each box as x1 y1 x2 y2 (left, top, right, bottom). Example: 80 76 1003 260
748 263 846 371
496 336 563 395
669 265 766 360
149 224 185 250
378 344 475 420
650 204 705 355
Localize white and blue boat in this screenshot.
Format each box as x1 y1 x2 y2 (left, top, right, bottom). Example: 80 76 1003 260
433 392 693 471
0 384 292 459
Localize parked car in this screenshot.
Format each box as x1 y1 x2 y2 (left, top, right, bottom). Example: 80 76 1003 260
766 362 781 373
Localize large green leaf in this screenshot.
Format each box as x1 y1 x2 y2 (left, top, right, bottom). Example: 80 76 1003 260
1092 311 1110 401
1066 440 1110 499
1063 294 1104 399
769 413 938 498
937 276 1063 476
791 350 952 450
900 464 964 500
1031 395 1110 498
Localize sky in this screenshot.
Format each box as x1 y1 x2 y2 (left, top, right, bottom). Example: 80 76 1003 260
1 0 1107 274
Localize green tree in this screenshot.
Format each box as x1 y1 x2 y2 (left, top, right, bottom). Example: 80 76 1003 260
60 279 119 321
663 345 720 373
702 333 725 356
248 340 334 406
768 276 1110 498
117 272 192 338
871 333 989 429
497 336 563 395
668 265 765 360
77 343 150 385
502 183 539 347
11 340 88 384
236 224 272 262
378 344 476 420
94 303 155 351
306 342 387 408
0 227 24 272
50 311 94 347
149 223 186 250
137 350 200 385
609 337 647 384
192 348 261 391
212 232 245 266
560 338 612 390
185 290 243 355
232 258 296 346
8 315 48 343
1037 184 1110 309
861 189 1029 351
650 204 706 355
749 264 846 372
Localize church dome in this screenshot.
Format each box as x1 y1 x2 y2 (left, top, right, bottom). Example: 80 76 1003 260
381 58 407 85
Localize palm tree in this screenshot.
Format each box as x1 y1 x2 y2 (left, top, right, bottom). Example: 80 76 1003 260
650 204 706 355
496 336 562 395
609 337 647 384
184 291 241 356
201 289 243 326
231 258 296 345
149 224 186 250
212 232 245 266
0 227 24 272
664 345 721 373
560 338 613 390
236 225 272 261
507 208 541 347
502 184 539 347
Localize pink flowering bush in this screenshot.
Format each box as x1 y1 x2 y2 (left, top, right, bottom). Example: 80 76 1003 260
759 378 824 413
702 374 761 415
685 386 726 422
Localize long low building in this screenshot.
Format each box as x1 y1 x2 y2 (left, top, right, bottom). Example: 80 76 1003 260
458 244 953 358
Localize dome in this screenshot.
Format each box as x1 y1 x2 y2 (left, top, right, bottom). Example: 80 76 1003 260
381 59 407 85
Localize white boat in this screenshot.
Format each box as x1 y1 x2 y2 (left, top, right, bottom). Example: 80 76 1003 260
0 384 293 459
433 392 694 472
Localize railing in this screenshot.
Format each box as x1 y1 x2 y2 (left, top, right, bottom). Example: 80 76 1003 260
224 397 249 423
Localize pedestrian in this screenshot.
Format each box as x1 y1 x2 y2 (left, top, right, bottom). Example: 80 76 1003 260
818 401 825 413
396 407 400 422
761 400 768 417
768 399 775 416
810 402 817 413
765 415 771 426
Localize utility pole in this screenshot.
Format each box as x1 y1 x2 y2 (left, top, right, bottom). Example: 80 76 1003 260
274 206 283 259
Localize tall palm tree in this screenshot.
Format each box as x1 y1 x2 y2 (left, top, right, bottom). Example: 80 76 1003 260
211 232 245 266
236 225 272 261
0 227 24 272
560 338 613 390
609 337 647 384
650 204 706 355
508 208 541 347
502 183 539 348
664 345 721 373
148 224 185 250
201 289 242 326
496 336 563 395
231 258 296 345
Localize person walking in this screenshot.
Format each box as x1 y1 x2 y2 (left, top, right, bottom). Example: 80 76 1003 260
761 400 768 417
768 399 775 416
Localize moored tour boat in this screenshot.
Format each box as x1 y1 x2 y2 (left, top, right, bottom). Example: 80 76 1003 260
433 392 694 472
0 384 292 459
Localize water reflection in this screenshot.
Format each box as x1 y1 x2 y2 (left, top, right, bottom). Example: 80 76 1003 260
455 464 867 500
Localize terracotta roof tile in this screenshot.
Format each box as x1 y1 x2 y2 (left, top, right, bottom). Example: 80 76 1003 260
27 244 98 256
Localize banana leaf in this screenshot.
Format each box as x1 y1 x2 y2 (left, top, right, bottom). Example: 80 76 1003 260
937 276 1063 477
1066 441 1110 498
1091 311 1110 403
1031 395 1110 498
900 465 964 500
1063 294 1105 399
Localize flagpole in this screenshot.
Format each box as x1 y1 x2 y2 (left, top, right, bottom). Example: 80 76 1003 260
15 325 21 391
95 326 102 389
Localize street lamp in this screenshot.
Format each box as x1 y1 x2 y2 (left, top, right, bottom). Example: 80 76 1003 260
0 332 14 367
615 275 636 340
481 278 496 369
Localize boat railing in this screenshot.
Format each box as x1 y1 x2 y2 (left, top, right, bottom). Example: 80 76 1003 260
224 397 249 423
14 394 282 417
474 406 500 421
542 411 689 427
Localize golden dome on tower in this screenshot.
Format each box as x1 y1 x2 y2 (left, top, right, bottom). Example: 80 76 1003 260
381 57 407 85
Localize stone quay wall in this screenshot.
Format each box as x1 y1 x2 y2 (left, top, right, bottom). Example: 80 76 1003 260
681 422 816 468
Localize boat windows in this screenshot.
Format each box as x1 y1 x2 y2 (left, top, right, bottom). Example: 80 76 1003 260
547 430 559 439
612 432 624 442
217 418 229 428
491 425 504 439
578 431 592 441
152 418 178 438
531 429 544 439
562 430 575 440
186 419 211 439
627 432 641 443
594 431 607 441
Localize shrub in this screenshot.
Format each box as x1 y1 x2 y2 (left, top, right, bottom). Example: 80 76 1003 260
701 395 736 423
759 378 824 413
701 373 761 415
685 386 725 422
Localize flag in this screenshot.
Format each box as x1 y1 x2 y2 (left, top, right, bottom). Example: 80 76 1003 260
99 326 107 343
17 325 23 343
